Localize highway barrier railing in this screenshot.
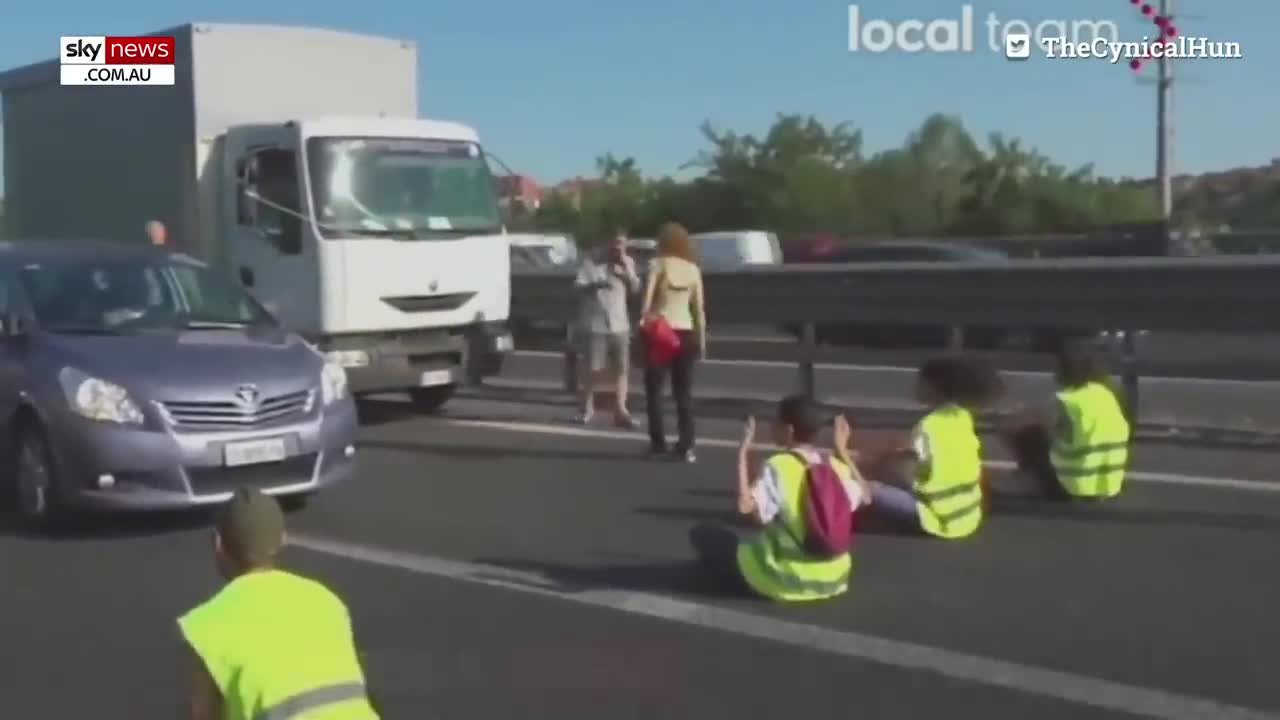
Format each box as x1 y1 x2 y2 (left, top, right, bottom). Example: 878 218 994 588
509 257 1280 425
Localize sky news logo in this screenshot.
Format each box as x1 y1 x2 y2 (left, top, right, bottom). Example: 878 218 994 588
59 35 175 86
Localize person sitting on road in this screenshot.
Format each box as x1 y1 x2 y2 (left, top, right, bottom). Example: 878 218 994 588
179 486 380 720
859 355 1001 540
1003 338 1131 501
689 394 870 602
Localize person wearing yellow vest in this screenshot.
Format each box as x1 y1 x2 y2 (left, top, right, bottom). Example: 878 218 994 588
860 355 1001 539
179 487 380 720
689 394 870 602
1004 339 1131 501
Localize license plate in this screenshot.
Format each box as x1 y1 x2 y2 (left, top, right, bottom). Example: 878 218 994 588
420 369 452 387
224 438 287 467
493 334 514 351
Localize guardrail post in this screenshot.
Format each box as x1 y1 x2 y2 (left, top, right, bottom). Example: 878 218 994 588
799 322 817 399
1120 330 1140 425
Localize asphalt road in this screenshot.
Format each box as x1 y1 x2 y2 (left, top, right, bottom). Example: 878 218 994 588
499 350 1280 434
3 395 1280 719
518 325 1280 382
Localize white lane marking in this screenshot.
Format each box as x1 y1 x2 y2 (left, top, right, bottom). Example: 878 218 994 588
514 350 1280 388
433 417 1280 494
289 533 1279 720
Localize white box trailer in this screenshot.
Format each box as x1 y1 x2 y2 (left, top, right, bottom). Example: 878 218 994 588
0 22 512 410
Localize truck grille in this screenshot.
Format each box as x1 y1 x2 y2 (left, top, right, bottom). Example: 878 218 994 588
159 390 315 429
382 293 475 313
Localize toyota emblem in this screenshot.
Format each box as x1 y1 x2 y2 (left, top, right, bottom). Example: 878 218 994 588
234 384 261 410
428 279 439 292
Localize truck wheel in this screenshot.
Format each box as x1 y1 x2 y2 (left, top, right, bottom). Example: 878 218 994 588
408 384 456 414
11 421 70 531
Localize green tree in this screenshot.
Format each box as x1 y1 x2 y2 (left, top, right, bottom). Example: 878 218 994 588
524 111 1257 248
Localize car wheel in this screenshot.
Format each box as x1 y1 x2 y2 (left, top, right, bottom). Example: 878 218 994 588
408 384 456 413
12 422 67 530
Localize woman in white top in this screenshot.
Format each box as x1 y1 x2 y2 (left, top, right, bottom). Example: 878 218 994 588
640 222 707 462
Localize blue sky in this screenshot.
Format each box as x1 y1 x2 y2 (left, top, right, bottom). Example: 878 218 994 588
1 0 1274 191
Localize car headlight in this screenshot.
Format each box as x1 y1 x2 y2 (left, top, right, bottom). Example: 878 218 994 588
320 362 348 405
58 367 144 424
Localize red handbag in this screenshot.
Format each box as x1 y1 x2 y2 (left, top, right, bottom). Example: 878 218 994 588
643 315 681 366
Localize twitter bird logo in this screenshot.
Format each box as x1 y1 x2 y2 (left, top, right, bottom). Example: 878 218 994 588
1005 33 1030 60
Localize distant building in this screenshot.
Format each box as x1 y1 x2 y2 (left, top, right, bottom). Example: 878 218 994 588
547 177 604 210
495 174 542 212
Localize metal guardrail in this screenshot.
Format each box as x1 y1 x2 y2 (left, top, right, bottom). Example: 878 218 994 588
509 257 1280 423
512 256 1280 331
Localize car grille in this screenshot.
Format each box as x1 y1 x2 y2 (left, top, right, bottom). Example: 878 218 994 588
186 454 317 496
159 390 315 429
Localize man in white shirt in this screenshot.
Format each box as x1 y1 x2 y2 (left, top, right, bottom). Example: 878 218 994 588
572 231 640 427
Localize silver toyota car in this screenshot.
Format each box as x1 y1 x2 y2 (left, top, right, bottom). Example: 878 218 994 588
0 241 357 528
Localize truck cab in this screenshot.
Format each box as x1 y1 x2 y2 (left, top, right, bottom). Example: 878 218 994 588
218 116 512 409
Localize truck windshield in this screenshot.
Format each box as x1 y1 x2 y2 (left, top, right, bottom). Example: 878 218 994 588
306 137 502 238
19 259 275 333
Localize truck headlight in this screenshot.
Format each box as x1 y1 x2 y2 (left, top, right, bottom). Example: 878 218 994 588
320 362 348 405
58 367 144 424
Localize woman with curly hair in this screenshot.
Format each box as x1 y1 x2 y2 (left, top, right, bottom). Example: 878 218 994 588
640 222 707 462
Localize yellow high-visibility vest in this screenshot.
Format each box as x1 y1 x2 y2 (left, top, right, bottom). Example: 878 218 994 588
178 569 379 720
736 453 853 602
913 405 984 539
1050 382 1131 498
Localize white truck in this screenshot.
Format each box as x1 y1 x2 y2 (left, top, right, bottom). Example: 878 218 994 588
0 22 512 411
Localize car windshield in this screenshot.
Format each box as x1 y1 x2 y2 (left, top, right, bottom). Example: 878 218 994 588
19 258 275 333
307 136 502 238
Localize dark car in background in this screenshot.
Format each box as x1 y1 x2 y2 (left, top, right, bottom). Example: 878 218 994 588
786 239 1098 351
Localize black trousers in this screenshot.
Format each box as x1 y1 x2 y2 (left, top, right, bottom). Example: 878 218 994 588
643 330 697 452
1006 424 1070 501
689 523 750 595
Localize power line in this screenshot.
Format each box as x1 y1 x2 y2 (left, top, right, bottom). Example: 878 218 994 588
1155 0 1173 220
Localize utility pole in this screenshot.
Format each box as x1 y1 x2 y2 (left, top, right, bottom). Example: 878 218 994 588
1155 0 1174 220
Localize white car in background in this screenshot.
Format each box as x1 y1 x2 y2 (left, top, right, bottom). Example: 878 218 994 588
508 233 579 270
690 230 784 270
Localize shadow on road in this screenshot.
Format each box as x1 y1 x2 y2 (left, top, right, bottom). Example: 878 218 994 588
632 505 747 525
466 385 914 431
359 438 647 463
473 557 749 600
988 496 1280 532
355 398 427 427
0 506 212 541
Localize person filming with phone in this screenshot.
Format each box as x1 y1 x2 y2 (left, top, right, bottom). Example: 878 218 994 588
689 394 870 602
572 229 641 427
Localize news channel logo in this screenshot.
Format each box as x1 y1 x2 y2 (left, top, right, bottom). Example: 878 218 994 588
59 35 175 85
